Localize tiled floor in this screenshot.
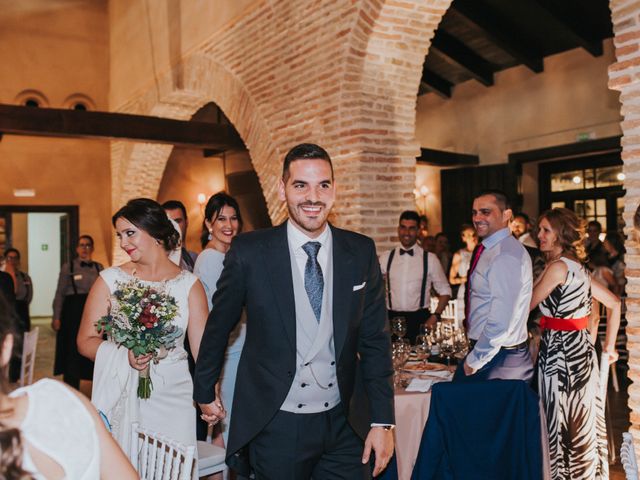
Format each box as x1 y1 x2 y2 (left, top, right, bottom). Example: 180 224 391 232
30 318 631 478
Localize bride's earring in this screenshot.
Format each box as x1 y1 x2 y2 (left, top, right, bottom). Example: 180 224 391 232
208 228 213 241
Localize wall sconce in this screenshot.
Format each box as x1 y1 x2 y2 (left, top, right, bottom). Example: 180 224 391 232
414 185 429 215
197 193 207 206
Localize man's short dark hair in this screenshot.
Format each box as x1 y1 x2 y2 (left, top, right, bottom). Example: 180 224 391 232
475 189 511 211
282 143 333 181
399 210 420 224
161 200 188 220
588 220 603 232
514 212 530 224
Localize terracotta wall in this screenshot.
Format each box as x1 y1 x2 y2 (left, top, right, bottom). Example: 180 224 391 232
0 1 112 265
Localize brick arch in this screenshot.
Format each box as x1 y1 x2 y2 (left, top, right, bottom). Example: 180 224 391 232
332 0 454 243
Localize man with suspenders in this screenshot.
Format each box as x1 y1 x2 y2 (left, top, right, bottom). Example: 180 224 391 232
379 211 451 344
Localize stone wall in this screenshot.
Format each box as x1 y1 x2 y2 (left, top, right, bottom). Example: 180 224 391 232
609 0 640 443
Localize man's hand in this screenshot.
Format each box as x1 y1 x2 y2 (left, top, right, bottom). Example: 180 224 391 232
199 399 226 426
425 315 438 329
362 426 394 476
463 360 476 376
51 318 61 331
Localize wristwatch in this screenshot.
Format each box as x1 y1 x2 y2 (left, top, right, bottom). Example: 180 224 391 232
382 425 395 431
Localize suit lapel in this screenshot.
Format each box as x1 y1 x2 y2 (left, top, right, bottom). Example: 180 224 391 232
263 223 296 351
331 225 354 363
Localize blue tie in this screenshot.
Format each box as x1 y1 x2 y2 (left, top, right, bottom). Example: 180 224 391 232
302 241 323 322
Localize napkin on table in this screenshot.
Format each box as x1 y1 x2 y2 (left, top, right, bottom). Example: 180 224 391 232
405 378 433 392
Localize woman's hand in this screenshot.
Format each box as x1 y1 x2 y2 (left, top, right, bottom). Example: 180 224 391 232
603 347 619 365
128 350 153 371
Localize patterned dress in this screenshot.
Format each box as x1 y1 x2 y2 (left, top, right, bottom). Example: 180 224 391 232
538 257 608 479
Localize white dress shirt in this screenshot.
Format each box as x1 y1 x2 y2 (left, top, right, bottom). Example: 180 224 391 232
379 245 451 311
466 228 532 371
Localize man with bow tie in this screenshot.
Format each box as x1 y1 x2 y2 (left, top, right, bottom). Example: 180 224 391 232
379 211 451 344
52 235 103 388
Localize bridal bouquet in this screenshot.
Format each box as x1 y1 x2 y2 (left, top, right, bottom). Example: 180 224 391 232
97 278 183 399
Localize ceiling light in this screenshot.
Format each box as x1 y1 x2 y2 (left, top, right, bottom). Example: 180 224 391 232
617 172 626 181
572 176 582 184
13 189 35 197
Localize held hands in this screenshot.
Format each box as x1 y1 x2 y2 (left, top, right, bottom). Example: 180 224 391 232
362 427 394 476
463 360 476 376
128 350 153 371
199 388 226 427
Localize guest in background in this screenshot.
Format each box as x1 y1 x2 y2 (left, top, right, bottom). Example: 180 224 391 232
162 200 198 272
449 224 477 312
604 231 626 294
380 210 451 343
511 212 537 248
434 232 452 274
455 190 533 383
193 192 244 455
0 294 137 479
531 208 619 479
422 235 436 253
52 235 103 389
586 220 606 260
3 248 33 382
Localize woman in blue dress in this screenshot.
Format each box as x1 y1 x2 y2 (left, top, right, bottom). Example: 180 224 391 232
193 192 244 448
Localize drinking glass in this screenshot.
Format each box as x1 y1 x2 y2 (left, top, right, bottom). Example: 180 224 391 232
391 316 407 341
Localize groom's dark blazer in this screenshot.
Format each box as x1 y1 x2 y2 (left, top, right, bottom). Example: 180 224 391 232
194 221 394 473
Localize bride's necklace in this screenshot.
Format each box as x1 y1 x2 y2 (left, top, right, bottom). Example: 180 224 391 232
131 268 175 283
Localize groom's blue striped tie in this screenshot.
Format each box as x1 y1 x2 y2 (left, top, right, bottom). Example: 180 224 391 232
302 241 323 322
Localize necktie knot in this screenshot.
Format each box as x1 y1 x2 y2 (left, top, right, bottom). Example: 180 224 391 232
302 241 322 259
399 248 413 256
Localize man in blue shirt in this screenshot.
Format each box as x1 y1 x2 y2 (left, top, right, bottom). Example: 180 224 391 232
454 190 534 383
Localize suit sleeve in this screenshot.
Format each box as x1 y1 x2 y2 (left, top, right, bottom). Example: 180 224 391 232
193 238 247 404
358 238 395 425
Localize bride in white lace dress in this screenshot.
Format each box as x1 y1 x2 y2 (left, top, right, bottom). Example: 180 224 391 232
78 198 208 457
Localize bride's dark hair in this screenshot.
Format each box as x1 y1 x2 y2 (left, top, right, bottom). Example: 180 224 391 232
0 295 33 479
112 198 180 252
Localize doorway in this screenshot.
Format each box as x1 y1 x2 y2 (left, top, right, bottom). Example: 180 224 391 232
0 206 78 317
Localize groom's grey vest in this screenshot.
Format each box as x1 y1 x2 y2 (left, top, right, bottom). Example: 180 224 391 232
280 237 341 414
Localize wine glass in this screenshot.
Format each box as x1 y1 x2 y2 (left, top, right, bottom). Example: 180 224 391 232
391 316 407 341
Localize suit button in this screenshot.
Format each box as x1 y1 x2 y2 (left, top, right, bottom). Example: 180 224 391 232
301 383 307 388
328 383 333 387
298 404 303 409
324 402 329 407
330 361 335 365
305 362 311 366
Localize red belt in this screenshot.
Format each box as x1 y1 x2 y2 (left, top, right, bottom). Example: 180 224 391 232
540 316 588 331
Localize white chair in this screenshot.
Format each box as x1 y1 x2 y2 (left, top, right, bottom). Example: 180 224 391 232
197 424 227 478
621 432 639 479
19 327 39 387
130 422 195 480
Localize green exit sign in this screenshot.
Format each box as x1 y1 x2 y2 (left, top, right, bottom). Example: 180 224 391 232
41 244 48 251
576 132 595 142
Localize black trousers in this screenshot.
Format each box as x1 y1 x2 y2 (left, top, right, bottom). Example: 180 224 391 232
388 309 428 344
248 405 369 480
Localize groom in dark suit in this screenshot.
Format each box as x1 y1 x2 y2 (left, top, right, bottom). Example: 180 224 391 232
194 143 394 479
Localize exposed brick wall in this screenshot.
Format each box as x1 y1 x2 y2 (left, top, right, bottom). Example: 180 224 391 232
609 0 640 444
111 0 453 260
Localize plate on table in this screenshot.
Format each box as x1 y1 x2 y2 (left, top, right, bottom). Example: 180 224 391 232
403 361 447 374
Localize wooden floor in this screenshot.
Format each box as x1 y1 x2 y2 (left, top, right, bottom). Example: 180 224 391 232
29 318 632 478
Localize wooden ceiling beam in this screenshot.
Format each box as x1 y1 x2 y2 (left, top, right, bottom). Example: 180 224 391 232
0 104 244 150
420 68 452 98
453 0 543 74
418 148 479 167
530 0 603 57
431 31 495 87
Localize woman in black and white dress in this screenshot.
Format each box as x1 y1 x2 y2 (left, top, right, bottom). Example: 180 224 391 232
530 208 620 480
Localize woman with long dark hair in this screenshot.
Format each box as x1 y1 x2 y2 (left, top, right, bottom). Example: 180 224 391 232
193 192 244 449
531 208 620 479
78 198 208 456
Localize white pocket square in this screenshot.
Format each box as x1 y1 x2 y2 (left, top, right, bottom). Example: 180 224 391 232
352 282 366 291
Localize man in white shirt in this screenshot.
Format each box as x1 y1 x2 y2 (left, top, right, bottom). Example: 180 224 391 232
455 190 534 383
379 211 451 344
511 212 537 248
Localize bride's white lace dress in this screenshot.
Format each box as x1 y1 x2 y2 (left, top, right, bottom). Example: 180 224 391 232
92 266 197 456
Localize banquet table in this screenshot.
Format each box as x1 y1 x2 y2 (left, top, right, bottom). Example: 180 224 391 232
393 386 432 480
